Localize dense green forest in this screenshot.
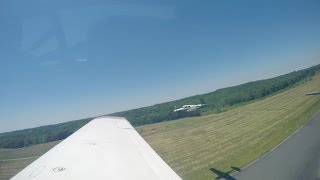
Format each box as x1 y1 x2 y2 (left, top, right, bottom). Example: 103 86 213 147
1 64 319 148
0 118 92 149
112 65 319 125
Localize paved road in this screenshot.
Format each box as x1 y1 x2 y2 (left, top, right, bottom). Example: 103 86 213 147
234 112 320 180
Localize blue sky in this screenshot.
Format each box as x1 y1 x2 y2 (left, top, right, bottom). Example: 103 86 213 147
0 0 320 132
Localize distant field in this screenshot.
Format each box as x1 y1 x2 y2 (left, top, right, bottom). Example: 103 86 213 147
1 74 320 180
136 73 320 180
0 141 60 180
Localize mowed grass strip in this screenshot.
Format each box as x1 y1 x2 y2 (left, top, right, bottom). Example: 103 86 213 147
0 75 319 180
0 141 60 180
136 74 320 180
0 158 37 180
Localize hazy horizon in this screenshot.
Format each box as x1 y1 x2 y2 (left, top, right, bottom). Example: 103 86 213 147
1 63 318 133
1 0 319 132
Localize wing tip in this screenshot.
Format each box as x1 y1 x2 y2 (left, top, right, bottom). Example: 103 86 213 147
95 115 126 120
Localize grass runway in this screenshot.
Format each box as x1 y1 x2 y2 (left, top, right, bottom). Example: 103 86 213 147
136 74 320 179
1 74 320 180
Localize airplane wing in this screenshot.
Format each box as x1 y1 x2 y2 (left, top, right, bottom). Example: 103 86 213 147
187 107 198 111
306 92 320 95
11 116 181 180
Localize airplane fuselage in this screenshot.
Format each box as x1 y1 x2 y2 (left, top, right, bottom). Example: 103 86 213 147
174 104 206 112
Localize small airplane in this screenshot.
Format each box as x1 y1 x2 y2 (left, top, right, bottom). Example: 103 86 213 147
174 104 206 112
306 92 320 95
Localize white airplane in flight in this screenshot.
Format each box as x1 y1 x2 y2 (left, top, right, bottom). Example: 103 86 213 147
11 116 181 180
306 92 320 95
174 104 206 112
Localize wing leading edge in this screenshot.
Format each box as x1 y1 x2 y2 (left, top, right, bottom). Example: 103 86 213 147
11 116 181 180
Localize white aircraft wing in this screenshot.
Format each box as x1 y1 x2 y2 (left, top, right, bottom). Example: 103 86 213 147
11 116 181 180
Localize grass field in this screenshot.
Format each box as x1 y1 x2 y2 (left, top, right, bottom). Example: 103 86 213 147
1 74 320 180
136 73 320 180
0 141 60 180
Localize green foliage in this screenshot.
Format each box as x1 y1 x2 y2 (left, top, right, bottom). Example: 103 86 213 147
112 64 319 126
136 71 320 180
0 118 92 148
0 64 319 148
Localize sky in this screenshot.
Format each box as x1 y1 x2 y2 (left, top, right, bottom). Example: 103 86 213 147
0 0 320 132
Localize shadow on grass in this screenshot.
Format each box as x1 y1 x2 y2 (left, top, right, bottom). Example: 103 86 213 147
209 167 241 180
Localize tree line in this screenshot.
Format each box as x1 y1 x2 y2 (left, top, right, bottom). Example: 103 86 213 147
0 64 319 148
